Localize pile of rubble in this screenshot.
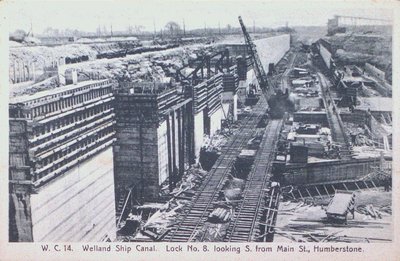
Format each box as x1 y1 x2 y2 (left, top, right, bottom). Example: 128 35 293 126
326 32 392 79
344 122 375 146
356 204 391 219
70 45 203 82
200 128 235 170
10 44 98 67
118 165 208 241
10 42 220 97
202 129 234 152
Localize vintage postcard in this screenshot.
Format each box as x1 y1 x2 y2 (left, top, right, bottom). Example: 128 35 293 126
0 0 399 260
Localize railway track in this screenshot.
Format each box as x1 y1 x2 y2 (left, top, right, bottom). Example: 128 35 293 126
224 119 283 242
163 96 269 242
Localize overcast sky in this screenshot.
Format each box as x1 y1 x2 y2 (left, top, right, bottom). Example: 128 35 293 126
6 0 393 33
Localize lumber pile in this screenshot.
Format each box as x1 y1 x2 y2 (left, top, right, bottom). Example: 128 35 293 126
208 207 232 223
356 204 392 218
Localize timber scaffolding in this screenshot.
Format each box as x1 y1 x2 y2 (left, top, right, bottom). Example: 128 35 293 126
113 52 240 213
162 95 282 242
282 154 392 200
9 79 117 187
192 73 223 116
187 49 240 117
104 45 245 221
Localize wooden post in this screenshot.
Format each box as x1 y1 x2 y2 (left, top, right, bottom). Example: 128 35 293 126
177 108 184 180
166 113 172 191
305 187 312 198
314 186 323 199
343 183 349 192
363 180 371 191
354 181 362 191
297 189 304 200
171 110 176 187
13 62 16 83
323 184 330 195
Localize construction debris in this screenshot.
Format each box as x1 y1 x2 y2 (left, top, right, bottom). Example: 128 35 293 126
275 189 392 243
208 207 232 223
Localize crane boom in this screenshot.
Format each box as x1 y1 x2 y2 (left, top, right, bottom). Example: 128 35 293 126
238 16 272 97
238 16 293 119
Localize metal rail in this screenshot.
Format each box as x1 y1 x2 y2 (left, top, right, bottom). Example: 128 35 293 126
163 96 269 242
224 119 283 242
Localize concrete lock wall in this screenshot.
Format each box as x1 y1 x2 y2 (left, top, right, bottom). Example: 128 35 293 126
320 44 332 69
209 107 223 137
9 120 34 242
172 112 180 173
30 148 116 242
157 120 168 185
194 110 205 162
255 34 291 72
113 125 160 199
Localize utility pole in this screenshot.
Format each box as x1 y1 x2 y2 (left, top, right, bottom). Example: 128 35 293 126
183 18 186 36
139 112 144 202
153 19 156 39
110 24 113 37
30 19 34 37
219 22 221 35
253 20 255 33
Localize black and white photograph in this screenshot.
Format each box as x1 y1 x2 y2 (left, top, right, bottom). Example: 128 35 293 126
2 0 399 260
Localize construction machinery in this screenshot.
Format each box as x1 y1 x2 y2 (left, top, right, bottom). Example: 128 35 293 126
238 16 293 118
238 16 270 95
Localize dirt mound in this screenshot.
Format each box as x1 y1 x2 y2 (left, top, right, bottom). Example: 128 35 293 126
325 32 391 77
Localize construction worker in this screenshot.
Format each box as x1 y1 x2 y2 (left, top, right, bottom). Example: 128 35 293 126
348 195 356 219
384 179 390 192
